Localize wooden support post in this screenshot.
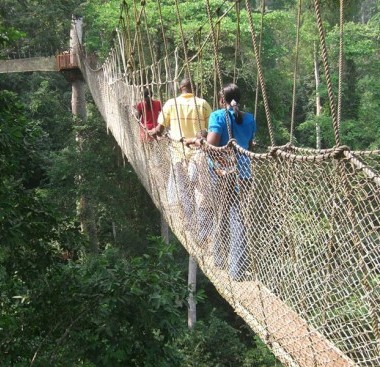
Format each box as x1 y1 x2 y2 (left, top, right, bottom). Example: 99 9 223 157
188 256 197 329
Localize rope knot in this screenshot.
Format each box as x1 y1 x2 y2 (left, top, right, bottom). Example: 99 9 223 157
269 146 280 156
228 138 237 148
332 145 350 159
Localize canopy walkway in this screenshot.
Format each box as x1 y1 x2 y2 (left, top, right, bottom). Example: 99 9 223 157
15 1 378 365
72 1 380 367
73 1 380 365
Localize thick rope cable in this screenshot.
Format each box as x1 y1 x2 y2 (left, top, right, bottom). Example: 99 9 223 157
132 0 145 88
337 0 344 128
156 0 174 102
233 0 241 84
205 0 233 139
141 4 159 85
244 0 275 146
313 0 340 146
175 0 241 81
289 0 302 145
254 0 265 120
123 3 134 74
174 0 203 132
196 28 204 98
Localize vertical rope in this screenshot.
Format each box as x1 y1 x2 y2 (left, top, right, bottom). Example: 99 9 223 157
233 0 241 84
174 0 203 132
212 12 221 110
289 0 302 145
141 3 161 99
244 0 275 146
197 28 204 98
254 0 265 119
205 0 233 139
156 0 173 100
125 2 137 73
131 0 145 87
313 0 340 146
120 10 133 76
337 0 344 129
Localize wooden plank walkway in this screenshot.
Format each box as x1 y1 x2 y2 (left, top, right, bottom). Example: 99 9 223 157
198 253 358 367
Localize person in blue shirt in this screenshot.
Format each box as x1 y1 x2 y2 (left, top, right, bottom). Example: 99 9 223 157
207 83 256 281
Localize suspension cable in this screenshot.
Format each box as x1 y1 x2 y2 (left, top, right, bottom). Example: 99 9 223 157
174 0 203 132
337 0 344 129
245 0 275 146
313 0 340 146
289 0 302 145
254 0 265 120
233 0 241 84
205 0 233 139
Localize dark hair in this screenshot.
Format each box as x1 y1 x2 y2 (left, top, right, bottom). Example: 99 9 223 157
179 78 192 93
143 88 152 111
221 83 243 124
143 88 151 99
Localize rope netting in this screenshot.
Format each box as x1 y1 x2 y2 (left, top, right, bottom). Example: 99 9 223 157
74 1 380 366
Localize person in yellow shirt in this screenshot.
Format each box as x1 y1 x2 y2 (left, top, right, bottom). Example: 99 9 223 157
149 78 211 145
149 78 212 242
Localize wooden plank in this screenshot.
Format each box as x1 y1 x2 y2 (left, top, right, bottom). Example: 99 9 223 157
197 254 358 367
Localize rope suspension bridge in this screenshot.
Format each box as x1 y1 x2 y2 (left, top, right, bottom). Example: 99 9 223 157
2 1 379 366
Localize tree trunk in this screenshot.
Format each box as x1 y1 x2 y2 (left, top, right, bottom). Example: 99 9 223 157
71 16 99 253
187 256 197 329
314 42 322 150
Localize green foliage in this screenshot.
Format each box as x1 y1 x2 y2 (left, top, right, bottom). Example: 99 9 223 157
243 336 280 367
174 313 248 367
297 115 335 148
0 0 82 55
79 0 121 56
0 23 25 49
173 313 279 367
46 101 161 253
1 237 280 366
1 240 188 366
26 77 73 151
0 90 58 281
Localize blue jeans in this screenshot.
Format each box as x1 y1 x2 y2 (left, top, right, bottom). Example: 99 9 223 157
213 175 251 280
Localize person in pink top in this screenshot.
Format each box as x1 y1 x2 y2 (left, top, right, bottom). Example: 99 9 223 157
136 88 162 141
